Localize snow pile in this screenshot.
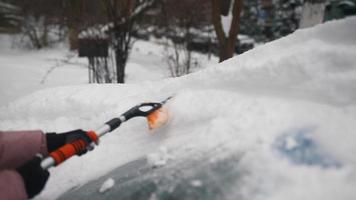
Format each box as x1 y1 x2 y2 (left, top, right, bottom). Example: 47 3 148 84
146 146 173 168
0 17 356 200
190 179 203 188
99 178 115 193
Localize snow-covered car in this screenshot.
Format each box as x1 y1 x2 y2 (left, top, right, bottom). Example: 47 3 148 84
1 16 355 200
187 31 255 55
55 18 356 200
187 33 219 54
132 29 150 41
58 125 342 200
58 151 243 200
325 0 356 21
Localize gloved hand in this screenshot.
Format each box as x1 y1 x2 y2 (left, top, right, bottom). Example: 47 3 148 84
17 156 49 199
46 129 94 155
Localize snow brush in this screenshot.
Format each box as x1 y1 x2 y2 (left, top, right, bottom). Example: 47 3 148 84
41 97 172 170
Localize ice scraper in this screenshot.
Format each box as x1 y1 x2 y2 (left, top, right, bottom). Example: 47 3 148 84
41 97 172 170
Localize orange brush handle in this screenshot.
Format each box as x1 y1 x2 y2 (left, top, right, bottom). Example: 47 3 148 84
49 131 99 166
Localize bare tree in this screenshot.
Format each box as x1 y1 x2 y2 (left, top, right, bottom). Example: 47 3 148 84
102 0 156 83
211 0 243 62
10 0 67 49
65 0 85 50
161 0 209 77
164 39 191 77
0 1 21 32
64 0 107 50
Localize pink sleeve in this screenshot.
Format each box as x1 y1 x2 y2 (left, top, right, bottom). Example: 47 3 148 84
0 170 28 199
0 130 48 169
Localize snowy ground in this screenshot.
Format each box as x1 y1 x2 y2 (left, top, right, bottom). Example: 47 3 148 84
0 36 217 107
1 17 356 200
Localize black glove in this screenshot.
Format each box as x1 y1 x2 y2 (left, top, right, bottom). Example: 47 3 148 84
17 156 49 199
46 129 93 155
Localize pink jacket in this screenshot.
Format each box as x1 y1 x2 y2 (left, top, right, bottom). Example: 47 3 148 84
0 130 48 200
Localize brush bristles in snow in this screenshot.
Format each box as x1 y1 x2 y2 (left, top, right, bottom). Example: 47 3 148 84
147 107 169 130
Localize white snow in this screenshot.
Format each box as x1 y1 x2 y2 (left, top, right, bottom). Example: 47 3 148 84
98 178 115 193
0 37 215 107
299 2 326 28
0 36 88 106
190 179 203 187
285 135 298 150
221 14 233 35
146 146 173 168
0 17 356 200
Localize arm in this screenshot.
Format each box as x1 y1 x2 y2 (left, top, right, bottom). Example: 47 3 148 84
0 130 48 169
0 170 28 199
0 129 93 199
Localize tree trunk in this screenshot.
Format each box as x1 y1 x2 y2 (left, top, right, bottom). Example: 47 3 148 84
68 26 79 50
66 0 84 50
212 0 243 62
41 19 49 47
115 48 127 83
104 58 110 83
219 41 232 61
88 57 92 83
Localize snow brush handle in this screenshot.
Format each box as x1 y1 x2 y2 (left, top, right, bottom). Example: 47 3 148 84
40 96 172 170
41 131 99 169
